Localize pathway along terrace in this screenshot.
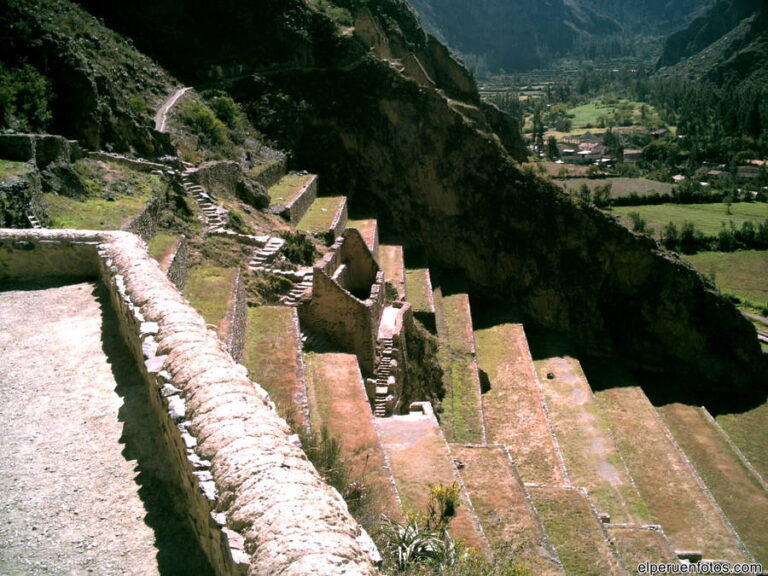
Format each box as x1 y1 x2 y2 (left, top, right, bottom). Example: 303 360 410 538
0 280 214 575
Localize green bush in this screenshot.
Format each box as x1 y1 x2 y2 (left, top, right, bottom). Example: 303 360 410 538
0 63 53 131
178 100 230 148
281 230 317 265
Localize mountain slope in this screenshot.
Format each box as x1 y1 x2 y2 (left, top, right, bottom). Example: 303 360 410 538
9 0 767 399
657 0 768 84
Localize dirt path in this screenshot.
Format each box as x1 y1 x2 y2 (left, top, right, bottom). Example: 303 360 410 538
154 87 191 133
0 281 213 575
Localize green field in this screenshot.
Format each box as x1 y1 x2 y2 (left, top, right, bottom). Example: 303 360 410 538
267 173 313 204
183 266 237 328
296 196 344 234
44 192 151 230
612 202 768 237
561 177 674 198
683 250 768 307
0 159 31 180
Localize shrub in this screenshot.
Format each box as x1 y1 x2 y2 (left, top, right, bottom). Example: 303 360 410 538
226 208 252 234
281 230 316 265
178 100 229 148
0 63 52 131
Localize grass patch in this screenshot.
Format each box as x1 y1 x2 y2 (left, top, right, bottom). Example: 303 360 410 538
147 232 179 262
683 250 768 307
452 446 561 576
717 402 768 483
595 386 749 561
612 202 768 238
304 352 400 526
434 294 484 444
267 173 313 204
528 487 626 576
296 196 345 235
183 266 237 328
0 159 31 180
474 324 565 485
244 306 304 424
535 355 651 524
659 404 768 564
609 527 678 573
43 192 150 229
404 268 433 312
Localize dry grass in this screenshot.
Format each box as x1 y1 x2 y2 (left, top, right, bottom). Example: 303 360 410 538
451 445 564 576
595 386 749 561
535 355 650 524
434 293 484 444
609 527 678 575
404 268 433 312
375 414 486 551
183 266 237 329
717 401 768 483
528 486 626 576
659 403 768 564
303 353 400 524
474 324 565 485
243 306 305 426
296 196 345 234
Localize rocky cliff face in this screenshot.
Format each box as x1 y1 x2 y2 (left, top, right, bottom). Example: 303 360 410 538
38 0 768 397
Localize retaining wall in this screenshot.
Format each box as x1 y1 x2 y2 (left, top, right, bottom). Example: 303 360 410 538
166 235 190 290
221 268 247 362
285 174 318 225
0 133 82 169
88 151 174 173
0 229 379 576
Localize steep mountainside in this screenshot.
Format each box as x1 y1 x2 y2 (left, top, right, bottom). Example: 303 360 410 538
589 0 712 33
9 0 767 399
407 0 619 72
657 0 768 84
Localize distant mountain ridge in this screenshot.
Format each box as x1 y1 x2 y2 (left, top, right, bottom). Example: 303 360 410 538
406 0 712 73
657 0 768 84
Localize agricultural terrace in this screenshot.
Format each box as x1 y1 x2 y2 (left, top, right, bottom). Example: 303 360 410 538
403 267 433 313
560 178 674 198
659 403 768 564
612 202 768 238
535 355 650 524
528 487 626 576
717 402 768 483
0 159 31 179
147 232 180 264
375 412 487 550
267 173 314 205
243 306 306 425
451 445 564 576
303 353 400 521
379 245 406 299
434 292 485 444
296 196 345 235
609 527 678 575
182 266 238 329
594 386 749 561
474 324 566 485
683 250 768 307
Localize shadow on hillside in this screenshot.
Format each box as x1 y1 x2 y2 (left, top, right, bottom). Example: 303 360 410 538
524 324 767 417
94 283 216 576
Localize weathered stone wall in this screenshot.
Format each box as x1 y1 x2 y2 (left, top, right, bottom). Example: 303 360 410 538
189 161 240 201
221 267 247 362
88 151 174 173
286 174 318 225
251 157 287 189
301 268 378 375
125 194 161 242
0 133 82 169
0 229 379 576
166 235 189 290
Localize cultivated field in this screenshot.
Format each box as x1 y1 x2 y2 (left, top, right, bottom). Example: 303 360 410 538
183 266 238 329
609 527 678 575
451 445 564 576
594 386 749 561
303 352 400 522
560 177 674 198
474 324 566 485
683 250 768 307
243 306 306 425
434 292 485 444
659 403 768 564
535 355 650 525
528 486 627 576
612 202 768 238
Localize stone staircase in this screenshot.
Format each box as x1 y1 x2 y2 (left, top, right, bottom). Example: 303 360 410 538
26 212 43 229
248 236 286 271
279 268 314 307
181 168 227 231
373 336 395 417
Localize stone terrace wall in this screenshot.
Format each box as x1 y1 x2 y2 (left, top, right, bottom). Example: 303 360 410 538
0 133 81 169
285 174 317 225
221 268 247 362
88 151 172 173
0 229 379 576
166 235 189 290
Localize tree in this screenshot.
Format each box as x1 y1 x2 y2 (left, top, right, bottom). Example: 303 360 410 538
593 183 612 207
547 136 560 160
